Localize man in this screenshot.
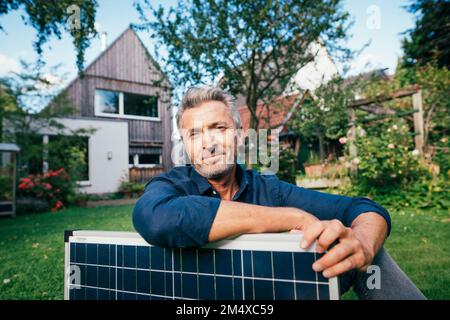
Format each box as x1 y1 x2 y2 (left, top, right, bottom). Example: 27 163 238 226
133 86 425 300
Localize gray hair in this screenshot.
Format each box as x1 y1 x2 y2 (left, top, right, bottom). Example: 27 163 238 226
176 86 242 130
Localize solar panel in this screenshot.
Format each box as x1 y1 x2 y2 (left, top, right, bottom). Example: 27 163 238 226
64 230 340 300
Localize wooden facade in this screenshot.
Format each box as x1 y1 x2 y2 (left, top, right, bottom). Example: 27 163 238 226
61 27 173 181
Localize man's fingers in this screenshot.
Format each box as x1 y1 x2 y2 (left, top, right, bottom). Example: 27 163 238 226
312 242 354 272
316 220 347 253
301 221 325 249
321 253 365 278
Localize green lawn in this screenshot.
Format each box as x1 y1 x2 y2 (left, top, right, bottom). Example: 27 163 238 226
0 204 449 300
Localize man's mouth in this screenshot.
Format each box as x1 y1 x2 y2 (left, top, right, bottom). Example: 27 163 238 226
203 153 225 161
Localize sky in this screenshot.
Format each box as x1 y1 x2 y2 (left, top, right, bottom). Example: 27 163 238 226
0 0 415 86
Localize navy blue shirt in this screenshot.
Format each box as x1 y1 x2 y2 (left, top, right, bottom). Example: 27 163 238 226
133 164 391 248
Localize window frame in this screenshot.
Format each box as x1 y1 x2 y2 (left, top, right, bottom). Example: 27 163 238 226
128 153 163 169
94 88 160 121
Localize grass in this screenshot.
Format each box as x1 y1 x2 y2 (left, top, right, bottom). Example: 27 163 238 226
0 205 134 300
0 204 449 300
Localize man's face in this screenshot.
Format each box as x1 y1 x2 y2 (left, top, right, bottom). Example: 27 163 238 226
180 101 238 179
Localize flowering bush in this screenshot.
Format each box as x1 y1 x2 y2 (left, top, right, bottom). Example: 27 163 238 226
17 168 75 212
348 119 429 190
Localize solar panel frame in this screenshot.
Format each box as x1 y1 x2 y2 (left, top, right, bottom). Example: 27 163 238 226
64 230 340 300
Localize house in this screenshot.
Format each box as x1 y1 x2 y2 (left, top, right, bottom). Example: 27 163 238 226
45 27 174 193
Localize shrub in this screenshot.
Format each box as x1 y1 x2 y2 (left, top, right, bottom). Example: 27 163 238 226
17 168 75 213
349 119 429 190
276 143 297 184
0 174 12 201
118 180 145 198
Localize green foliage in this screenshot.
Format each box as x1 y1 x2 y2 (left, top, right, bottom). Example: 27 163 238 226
401 0 450 68
0 0 98 71
0 174 12 201
118 180 145 198
135 0 352 129
339 175 449 212
305 150 322 165
351 119 428 188
275 143 297 184
48 136 89 182
1 61 96 181
292 77 354 143
17 168 75 213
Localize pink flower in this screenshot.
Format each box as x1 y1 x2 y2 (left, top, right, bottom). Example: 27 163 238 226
51 201 64 212
388 144 395 149
339 137 347 144
43 183 52 190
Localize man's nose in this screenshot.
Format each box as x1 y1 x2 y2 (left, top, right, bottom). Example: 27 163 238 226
202 129 217 146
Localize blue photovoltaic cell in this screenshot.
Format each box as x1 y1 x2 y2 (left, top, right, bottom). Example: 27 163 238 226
198 249 214 274
181 248 197 273
182 274 198 299
273 252 294 280
198 275 215 299
67 234 337 300
253 251 272 278
214 249 232 275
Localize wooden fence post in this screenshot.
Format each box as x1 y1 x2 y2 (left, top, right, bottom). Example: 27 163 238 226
412 89 424 154
347 107 358 175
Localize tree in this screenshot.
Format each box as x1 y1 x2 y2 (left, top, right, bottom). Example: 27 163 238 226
0 78 19 141
0 0 98 71
1 60 95 178
290 76 355 161
134 0 351 130
401 0 450 68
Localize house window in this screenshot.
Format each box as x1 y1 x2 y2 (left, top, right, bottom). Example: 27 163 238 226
139 154 160 165
124 92 158 118
95 89 120 114
95 89 159 120
129 147 162 167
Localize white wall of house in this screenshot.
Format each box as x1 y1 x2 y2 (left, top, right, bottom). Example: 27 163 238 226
40 117 129 194
286 42 339 94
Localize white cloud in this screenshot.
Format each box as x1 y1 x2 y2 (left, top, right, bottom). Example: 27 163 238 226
0 53 21 75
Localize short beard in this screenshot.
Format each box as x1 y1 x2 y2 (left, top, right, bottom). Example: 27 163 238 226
194 162 235 180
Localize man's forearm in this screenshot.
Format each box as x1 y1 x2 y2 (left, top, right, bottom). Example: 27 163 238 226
208 200 314 242
351 212 388 260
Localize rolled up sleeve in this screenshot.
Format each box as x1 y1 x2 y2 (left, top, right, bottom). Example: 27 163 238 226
132 178 221 248
278 180 391 236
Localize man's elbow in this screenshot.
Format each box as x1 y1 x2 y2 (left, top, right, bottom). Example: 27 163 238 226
132 199 172 247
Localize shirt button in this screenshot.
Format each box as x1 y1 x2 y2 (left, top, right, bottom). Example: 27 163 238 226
212 190 217 195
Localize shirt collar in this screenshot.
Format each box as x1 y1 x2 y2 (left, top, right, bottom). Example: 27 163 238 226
189 164 249 198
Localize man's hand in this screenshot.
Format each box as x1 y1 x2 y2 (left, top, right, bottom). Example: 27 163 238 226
297 212 388 278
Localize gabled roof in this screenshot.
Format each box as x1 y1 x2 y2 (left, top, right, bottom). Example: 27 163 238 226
238 91 309 133
66 26 171 89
